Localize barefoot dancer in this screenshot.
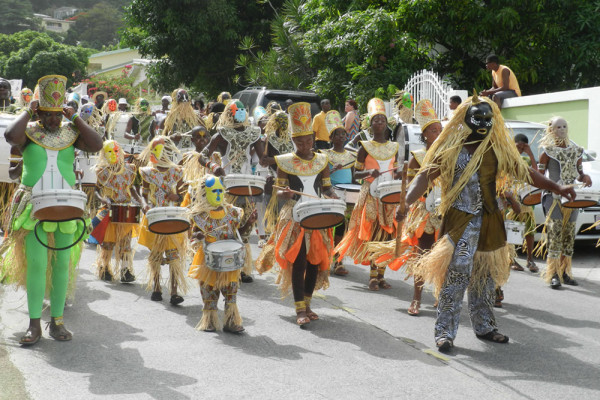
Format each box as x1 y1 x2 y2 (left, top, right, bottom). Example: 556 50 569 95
402 94 575 352
1 75 102 345
256 102 338 326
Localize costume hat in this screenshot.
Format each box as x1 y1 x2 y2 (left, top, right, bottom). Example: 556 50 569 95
324 110 344 135
367 98 386 120
414 99 440 131
253 106 267 123
92 90 108 103
37 75 67 111
288 102 313 137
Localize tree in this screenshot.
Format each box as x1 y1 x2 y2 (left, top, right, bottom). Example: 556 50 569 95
0 0 37 34
0 31 91 88
122 0 284 97
397 0 600 94
66 2 124 49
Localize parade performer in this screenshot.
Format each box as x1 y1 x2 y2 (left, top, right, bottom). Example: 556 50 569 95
393 90 414 124
102 98 118 139
402 93 574 351
369 99 442 315
1 75 103 345
199 100 264 282
0 79 21 233
255 102 337 326
536 116 591 289
93 140 145 283
335 98 401 291
161 89 201 151
17 87 33 110
188 175 258 332
320 110 356 276
138 136 188 304
0 78 18 113
125 98 154 142
150 96 171 138
93 91 107 111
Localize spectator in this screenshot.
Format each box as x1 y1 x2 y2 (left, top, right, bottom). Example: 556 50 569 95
480 54 521 109
342 99 360 142
312 99 332 149
445 95 462 120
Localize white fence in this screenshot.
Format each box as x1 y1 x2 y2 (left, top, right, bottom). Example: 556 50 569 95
403 69 466 120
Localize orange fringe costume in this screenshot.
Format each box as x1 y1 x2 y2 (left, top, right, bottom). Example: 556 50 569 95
335 140 399 283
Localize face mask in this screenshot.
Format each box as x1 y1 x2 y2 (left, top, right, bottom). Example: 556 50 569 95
140 100 149 112
103 141 120 164
551 118 568 139
176 90 190 103
22 89 33 103
150 139 165 164
107 99 117 112
465 102 493 141
230 100 247 123
80 104 94 121
205 175 225 207
402 93 413 109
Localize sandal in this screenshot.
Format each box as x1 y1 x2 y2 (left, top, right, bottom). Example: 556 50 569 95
333 264 349 276
48 318 72 342
436 338 453 352
170 294 184 305
223 323 245 333
296 310 310 326
407 300 420 316
510 261 524 271
378 279 391 289
306 307 319 321
19 328 42 346
527 260 539 273
368 278 379 291
477 330 509 343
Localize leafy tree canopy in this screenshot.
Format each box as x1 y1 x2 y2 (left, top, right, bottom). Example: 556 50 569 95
0 0 37 34
0 30 92 88
65 2 124 49
122 0 283 97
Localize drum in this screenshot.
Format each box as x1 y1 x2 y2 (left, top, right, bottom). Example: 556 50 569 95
146 206 190 234
31 189 88 221
292 199 346 229
110 204 141 223
76 154 98 187
519 185 542 206
334 183 361 205
204 239 246 272
504 220 525 245
375 180 403 204
561 189 600 208
223 174 267 196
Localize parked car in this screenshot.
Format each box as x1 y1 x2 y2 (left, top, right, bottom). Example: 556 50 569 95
233 87 321 122
403 120 600 241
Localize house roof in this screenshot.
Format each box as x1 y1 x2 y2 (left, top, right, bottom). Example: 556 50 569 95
89 48 139 59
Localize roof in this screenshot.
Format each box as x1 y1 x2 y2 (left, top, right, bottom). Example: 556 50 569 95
89 48 138 59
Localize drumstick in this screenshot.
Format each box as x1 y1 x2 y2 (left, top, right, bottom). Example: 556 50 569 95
378 167 399 176
330 160 355 170
272 185 321 199
395 161 409 257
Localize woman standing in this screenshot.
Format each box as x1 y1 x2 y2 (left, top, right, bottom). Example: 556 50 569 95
343 99 360 143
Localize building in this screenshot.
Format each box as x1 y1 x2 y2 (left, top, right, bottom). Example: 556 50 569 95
34 13 74 33
54 7 78 20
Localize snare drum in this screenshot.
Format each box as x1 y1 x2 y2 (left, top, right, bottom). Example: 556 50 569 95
375 180 403 204
204 239 246 272
504 220 525 245
146 206 190 234
334 183 361 205
561 189 600 208
110 204 141 223
31 189 87 221
292 199 346 229
76 154 98 187
519 185 542 206
223 174 267 196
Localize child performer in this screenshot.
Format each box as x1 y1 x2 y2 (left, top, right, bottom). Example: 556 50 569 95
320 110 356 276
256 102 338 326
537 116 591 289
335 98 401 291
188 175 257 332
138 137 188 304
93 140 145 283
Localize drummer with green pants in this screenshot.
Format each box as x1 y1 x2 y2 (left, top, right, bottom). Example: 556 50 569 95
319 110 357 276
1 75 102 346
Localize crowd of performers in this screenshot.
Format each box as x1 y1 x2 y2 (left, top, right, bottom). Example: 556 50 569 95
0 75 594 353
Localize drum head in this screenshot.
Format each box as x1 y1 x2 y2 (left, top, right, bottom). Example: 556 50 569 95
149 219 190 234
33 206 84 222
335 184 361 192
300 213 345 230
206 240 243 253
562 200 598 209
380 192 402 204
227 186 264 196
521 191 541 206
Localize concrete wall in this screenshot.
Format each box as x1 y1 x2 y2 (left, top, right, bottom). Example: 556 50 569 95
88 49 141 72
502 87 600 151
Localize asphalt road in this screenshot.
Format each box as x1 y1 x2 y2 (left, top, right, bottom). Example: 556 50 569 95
1 238 599 400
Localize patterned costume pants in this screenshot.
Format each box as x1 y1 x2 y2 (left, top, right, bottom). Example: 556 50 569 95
200 282 239 310
435 213 497 342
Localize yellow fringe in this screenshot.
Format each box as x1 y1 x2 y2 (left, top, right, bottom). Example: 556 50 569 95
263 194 280 234
411 236 454 299
95 245 114 280
168 258 189 295
196 309 222 332
469 244 512 294
224 303 243 328
560 257 573 280
242 242 253 275
542 257 560 283
146 252 162 292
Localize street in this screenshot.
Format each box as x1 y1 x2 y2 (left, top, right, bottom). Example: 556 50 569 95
1 238 600 400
